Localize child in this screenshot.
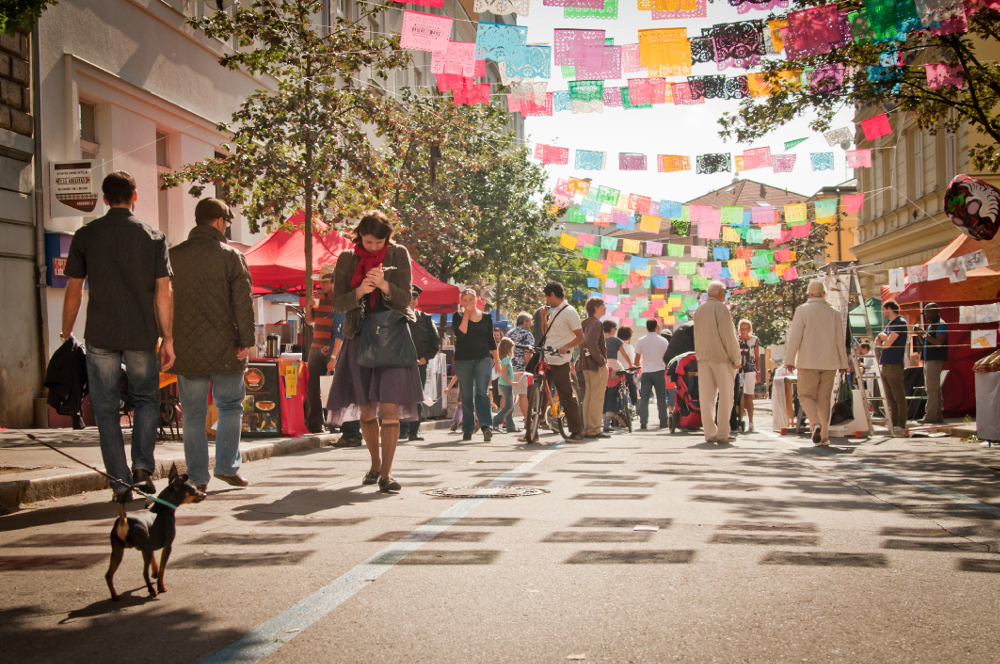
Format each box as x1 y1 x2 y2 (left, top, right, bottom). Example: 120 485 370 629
492 338 519 434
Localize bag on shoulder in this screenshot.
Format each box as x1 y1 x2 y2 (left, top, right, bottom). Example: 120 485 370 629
358 309 418 369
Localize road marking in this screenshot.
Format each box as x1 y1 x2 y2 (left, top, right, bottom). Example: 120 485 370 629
200 445 563 664
759 430 1000 518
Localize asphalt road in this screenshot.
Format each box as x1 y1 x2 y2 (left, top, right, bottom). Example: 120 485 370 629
3 408 1000 664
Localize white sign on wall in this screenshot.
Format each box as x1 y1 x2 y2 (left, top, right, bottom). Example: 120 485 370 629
49 161 105 218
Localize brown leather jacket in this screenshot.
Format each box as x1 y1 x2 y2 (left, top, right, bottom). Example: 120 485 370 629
332 244 413 339
168 225 255 375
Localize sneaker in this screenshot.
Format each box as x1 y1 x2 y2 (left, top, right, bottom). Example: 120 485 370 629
640 424 648 430
112 489 133 504
193 485 208 502
892 427 906 436
408 433 425 442
811 425 822 444
567 433 585 442
213 473 250 487
333 436 364 448
463 432 473 441
482 427 493 442
747 423 755 432
450 423 459 432
816 439 831 447
517 435 532 443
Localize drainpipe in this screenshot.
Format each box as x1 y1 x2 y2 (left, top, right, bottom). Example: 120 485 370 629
32 24 49 422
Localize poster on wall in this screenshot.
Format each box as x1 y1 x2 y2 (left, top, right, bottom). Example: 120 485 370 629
49 161 105 218
242 362 283 438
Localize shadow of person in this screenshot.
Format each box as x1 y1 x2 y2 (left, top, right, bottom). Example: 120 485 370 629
232 485 394 522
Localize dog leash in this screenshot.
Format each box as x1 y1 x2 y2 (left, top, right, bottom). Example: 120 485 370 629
8 430 177 511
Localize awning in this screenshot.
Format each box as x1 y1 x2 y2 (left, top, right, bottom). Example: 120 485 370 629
243 211 460 313
849 297 882 335
881 232 1000 304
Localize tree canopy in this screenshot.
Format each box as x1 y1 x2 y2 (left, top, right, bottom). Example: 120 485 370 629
718 4 1000 172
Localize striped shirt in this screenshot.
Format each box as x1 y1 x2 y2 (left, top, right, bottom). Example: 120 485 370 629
311 296 334 348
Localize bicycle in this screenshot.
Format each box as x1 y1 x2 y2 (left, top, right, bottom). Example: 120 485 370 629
608 367 638 433
515 344 568 443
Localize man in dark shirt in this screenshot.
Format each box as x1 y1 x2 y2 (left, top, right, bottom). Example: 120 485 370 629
876 300 909 433
61 171 173 502
304 264 335 433
403 285 440 441
915 302 948 424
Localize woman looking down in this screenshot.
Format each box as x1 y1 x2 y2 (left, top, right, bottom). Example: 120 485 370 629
326 211 422 493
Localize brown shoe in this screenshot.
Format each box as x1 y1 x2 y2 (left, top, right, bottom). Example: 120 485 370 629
213 473 250 487
194 484 208 502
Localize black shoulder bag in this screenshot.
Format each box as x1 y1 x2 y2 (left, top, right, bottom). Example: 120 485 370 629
356 262 418 369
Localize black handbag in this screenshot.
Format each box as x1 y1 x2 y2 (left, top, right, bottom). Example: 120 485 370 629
526 304 569 374
357 309 419 369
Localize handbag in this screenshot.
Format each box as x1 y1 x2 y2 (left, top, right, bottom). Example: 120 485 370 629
357 309 418 368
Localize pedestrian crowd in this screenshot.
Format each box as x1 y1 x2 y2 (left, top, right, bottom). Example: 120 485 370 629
56 172 951 502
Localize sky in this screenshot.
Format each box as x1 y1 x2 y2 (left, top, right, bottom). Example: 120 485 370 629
516 1 858 202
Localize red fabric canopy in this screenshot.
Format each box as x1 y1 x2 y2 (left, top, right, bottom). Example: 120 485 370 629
243 211 459 313
881 232 1000 304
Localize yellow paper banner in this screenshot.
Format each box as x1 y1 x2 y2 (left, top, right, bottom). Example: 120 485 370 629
640 215 661 233
722 226 741 243
622 239 641 254
560 232 577 250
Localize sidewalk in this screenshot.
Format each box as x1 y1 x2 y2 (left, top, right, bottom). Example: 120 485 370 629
0 419 453 512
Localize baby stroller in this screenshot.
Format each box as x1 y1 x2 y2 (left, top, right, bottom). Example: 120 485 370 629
667 352 702 432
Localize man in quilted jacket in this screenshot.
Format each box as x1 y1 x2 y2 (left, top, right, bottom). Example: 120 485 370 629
169 198 255 494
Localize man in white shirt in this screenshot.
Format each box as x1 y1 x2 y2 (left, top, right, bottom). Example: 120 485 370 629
633 319 671 429
693 281 742 444
540 282 585 442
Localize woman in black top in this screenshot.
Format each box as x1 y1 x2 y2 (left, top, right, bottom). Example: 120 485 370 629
452 289 501 441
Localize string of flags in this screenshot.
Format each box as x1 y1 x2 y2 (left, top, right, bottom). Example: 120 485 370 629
394 0 989 109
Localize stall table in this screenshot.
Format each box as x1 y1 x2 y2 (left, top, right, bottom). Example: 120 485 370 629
243 358 308 438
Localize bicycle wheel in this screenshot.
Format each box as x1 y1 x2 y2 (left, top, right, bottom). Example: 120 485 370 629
525 384 543 443
625 401 634 434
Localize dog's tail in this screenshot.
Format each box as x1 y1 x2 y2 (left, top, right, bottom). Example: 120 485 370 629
114 503 128 542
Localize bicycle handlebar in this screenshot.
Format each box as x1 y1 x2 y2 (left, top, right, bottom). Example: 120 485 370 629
515 343 561 356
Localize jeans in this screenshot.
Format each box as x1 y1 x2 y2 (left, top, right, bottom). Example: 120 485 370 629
177 373 245 486
665 387 677 409
492 383 517 431
638 370 668 427
85 343 160 493
305 346 328 433
454 356 493 434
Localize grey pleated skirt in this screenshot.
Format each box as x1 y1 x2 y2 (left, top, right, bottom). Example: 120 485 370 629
325 335 422 424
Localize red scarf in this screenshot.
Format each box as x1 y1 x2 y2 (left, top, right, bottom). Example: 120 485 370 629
350 242 390 308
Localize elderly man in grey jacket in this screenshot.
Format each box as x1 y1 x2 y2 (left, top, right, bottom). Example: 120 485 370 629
784 280 850 446
693 281 742 444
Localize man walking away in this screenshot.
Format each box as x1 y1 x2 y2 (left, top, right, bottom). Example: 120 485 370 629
328 309 363 447
405 285 440 441
876 300 909 435
61 171 174 502
782 281 849 446
693 281 741 444
579 297 610 438
915 302 947 424
506 312 535 422
541 282 585 442
304 264 336 434
170 198 255 493
737 319 762 432
633 319 670 430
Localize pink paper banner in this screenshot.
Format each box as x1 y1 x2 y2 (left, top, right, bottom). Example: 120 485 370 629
400 11 453 53
846 149 871 168
926 63 965 89
843 193 864 214
742 146 772 170
860 113 892 141
771 154 797 173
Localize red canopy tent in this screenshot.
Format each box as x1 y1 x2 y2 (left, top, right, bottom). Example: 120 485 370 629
878 232 1000 416
243 211 460 313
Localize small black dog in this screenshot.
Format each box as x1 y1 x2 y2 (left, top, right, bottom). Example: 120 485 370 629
105 464 205 601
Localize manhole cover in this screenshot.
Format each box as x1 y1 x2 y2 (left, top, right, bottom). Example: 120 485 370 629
421 486 551 499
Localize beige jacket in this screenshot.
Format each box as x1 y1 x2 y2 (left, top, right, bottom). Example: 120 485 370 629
784 296 850 370
693 298 741 365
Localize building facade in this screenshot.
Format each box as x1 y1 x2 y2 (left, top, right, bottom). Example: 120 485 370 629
13 0 522 427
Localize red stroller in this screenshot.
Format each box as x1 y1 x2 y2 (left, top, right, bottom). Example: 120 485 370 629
667 352 702 432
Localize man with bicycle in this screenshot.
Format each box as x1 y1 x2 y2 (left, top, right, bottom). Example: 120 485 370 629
536 282 585 442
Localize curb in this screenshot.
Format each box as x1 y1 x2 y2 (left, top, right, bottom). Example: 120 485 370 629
0 418 456 511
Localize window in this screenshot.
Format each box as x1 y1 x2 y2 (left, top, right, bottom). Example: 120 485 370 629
155 132 168 168
913 130 923 199
79 101 100 158
946 131 956 182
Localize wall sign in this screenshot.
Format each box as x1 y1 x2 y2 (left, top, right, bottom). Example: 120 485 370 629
49 161 105 217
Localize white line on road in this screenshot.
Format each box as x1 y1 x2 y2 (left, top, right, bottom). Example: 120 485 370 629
759 430 1000 518
200 444 563 664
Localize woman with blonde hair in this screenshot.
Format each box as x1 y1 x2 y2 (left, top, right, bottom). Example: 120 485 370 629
326 211 422 493
452 289 501 441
